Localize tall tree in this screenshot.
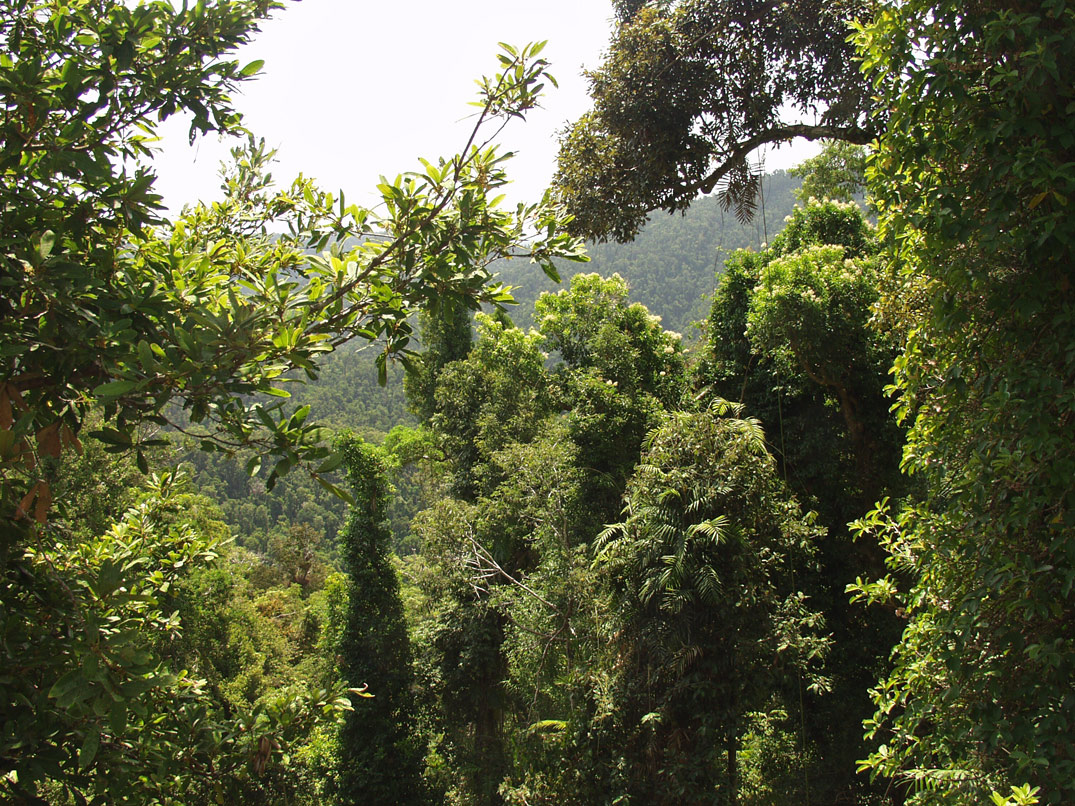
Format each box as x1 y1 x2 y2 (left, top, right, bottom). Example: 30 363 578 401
404 302 474 423
702 199 896 514
699 198 903 803
535 272 686 519
596 402 828 805
412 316 558 806
413 283 688 805
333 435 425 806
431 315 553 501
852 1 1075 802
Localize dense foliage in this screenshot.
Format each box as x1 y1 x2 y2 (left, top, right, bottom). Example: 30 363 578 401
3 0 1071 803
0 1 583 801
698 199 904 803
850 1 1075 802
594 404 828 805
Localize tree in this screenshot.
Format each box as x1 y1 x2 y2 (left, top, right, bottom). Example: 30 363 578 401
746 242 888 492
851 1 1075 802
790 140 867 204
595 402 828 805
412 284 689 805
535 273 686 519
0 1 585 536
404 302 474 423
431 314 554 500
410 316 559 806
553 0 878 241
536 272 684 407
332 435 425 806
702 199 894 508
267 522 328 589
486 428 602 806
698 198 903 803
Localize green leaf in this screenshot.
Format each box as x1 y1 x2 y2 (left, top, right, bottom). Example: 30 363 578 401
316 452 344 473
539 262 561 284
48 670 82 701
93 380 139 397
289 405 311 429
78 731 100 770
315 474 354 504
109 702 128 735
136 340 157 371
89 428 133 448
39 230 57 260
240 59 265 77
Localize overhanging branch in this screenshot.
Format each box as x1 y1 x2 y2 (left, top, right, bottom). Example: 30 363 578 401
691 123 875 197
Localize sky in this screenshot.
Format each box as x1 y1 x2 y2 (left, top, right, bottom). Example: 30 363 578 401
151 0 819 215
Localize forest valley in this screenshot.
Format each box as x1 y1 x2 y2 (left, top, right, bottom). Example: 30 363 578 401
1 1 1072 806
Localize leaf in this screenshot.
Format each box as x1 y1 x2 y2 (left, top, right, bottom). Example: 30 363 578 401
109 702 128 735
36 422 62 459
89 428 132 447
316 452 344 474
48 670 82 701
78 731 100 770
539 261 561 284
39 230 57 260
33 482 52 523
315 474 354 505
93 380 139 397
136 340 157 371
288 405 311 429
254 406 278 431
240 59 265 77
528 719 566 734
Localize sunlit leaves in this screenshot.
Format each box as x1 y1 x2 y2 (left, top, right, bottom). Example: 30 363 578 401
1 22 587 534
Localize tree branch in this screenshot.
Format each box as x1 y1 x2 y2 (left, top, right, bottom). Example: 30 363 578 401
691 123 875 197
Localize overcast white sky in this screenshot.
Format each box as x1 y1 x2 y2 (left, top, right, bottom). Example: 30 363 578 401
151 0 818 214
